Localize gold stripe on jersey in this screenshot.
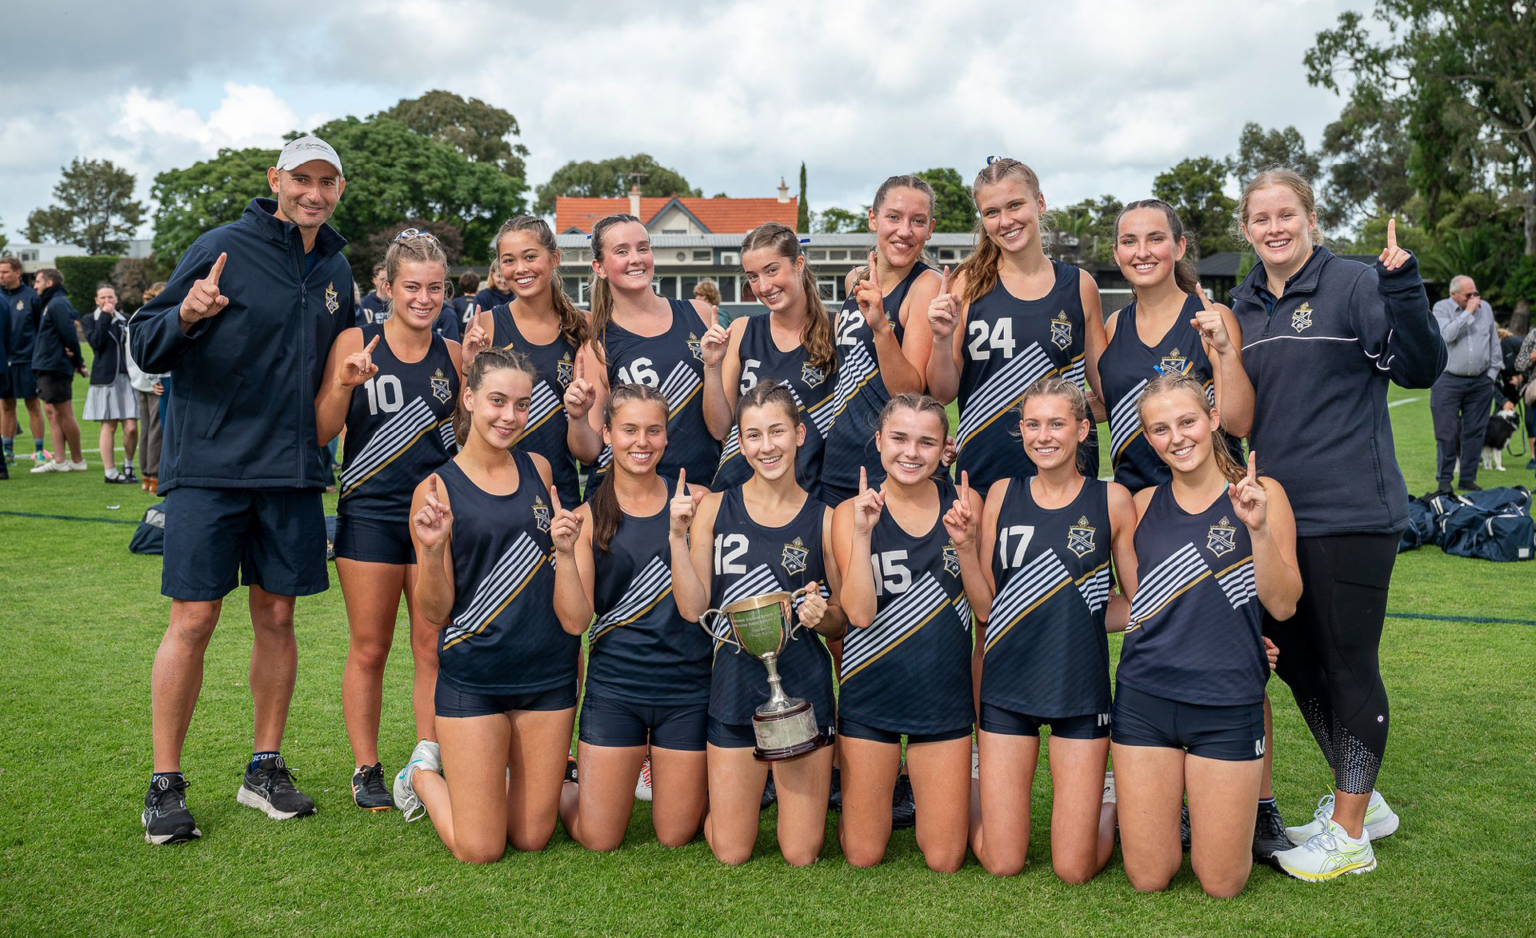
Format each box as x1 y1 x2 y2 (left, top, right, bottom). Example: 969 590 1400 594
956 343 1058 450
441 533 547 649
841 573 957 681
590 555 673 641
1125 542 1209 632
983 549 1074 653
518 381 564 441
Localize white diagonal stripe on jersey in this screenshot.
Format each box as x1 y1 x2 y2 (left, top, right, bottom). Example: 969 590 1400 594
1064 356 1086 390
1215 558 1257 609
438 419 456 453
828 343 877 420
659 361 702 416
590 556 672 639
1076 565 1112 613
1110 378 1149 459
441 533 545 647
805 388 838 437
841 573 950 678
518 381 563 439
1127 543 1209 628
985 549 1073 650
341 397 436 488
956 344 1057 448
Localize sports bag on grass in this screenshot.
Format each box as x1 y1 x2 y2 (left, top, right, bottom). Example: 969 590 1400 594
129 502 166 556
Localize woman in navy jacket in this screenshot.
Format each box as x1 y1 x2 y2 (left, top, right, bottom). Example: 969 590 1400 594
29 269 86 472
1226 170 1443 882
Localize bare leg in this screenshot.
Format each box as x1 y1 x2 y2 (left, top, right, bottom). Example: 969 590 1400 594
337 558 404 767
703 744 769 865
43 403 66 465
98 420 117 472
402 567 440 744
123 417 138 464
0 398 15 439
971 729 1038 876
559 741 647 851
1045 735 1113 883
248 585 298 753
23 398 45 449
151 599 223 772
1112 742 1185 892
838 735 901 867
1259 694 1274 799
55 400 81 461
505 707 577 851
415 713 511 863
906 735 971 873
649 746 707 847
1186 754 1263 897
772 745 833 866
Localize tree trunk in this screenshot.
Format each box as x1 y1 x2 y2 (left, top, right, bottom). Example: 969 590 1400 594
1526 169 1535 256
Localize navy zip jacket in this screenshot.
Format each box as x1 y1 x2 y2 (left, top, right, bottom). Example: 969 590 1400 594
1230 246 1445 536
32 285 83 375
3 282 40 364
131 198 355 492
82 309 129 385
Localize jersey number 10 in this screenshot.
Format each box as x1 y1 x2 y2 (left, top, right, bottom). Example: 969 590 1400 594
363 374 404 415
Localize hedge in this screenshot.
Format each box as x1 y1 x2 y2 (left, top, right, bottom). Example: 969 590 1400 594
53 256 122 312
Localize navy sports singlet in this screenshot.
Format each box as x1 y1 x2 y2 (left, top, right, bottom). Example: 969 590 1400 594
982 477 1112 718
955 261 1097 487
839 479 974 735
587 476 714 705
704 486 835 728
489 304 581 507
1119 484 1267 706
435 452 577 694
338 324 458 521
712 313 836 493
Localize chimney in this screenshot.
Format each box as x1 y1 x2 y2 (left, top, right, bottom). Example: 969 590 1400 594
777 178 790 203
629 183 641 219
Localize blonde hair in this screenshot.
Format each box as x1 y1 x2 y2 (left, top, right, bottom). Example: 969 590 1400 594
384 231 449 321
740 222 835 372
1237 169 1322 250
955 158 1047 305
878 392 950 438
1018 375 1088 423
1136 372 1244 483
693 279 722 307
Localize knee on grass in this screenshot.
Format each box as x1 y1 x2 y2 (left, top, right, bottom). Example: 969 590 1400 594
981 851 1027 878
1052 856 1100 885
923 848 966 875
1125 865 1177 893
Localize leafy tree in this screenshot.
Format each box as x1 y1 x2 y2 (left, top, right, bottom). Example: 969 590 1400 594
378 90 528 184
1055 196 1123 264
534 154 700 217
1317 86 1413 228
111 257 164 307
915 167 977 233
813 207 866 234
0 217 7 254
797 162 810 233
150 146 274 261
1151 157 1238 260
1233 123 1321 186
26 158 146 255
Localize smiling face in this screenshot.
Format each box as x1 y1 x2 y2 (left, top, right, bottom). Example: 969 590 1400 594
1241 184 1314 272
498 229 558 301
876 406 946 485
1020 393 1088 472
742 246 804 314
465 366 533 450
739 399 805 483
1140 387 1220 475
868 187 934 269
593 221 655 294
384 259 446 330
267 160 344 231
603 397 669 477
1115 206 1185 290
977 176 1046 256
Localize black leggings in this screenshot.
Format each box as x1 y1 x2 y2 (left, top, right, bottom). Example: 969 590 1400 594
1262 532 1397 794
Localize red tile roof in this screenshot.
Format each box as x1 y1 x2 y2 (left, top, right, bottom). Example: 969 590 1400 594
555 196 799 235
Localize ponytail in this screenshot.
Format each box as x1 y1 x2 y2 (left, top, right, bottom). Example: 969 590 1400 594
590 382 670 553
586 214 641 367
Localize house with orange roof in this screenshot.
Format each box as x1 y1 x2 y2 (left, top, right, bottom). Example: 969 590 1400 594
554 182 800 236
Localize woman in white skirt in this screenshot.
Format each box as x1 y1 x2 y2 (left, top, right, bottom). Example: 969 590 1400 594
82 283 138 484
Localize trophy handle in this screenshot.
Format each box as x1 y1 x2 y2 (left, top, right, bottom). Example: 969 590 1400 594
699 609 742 649
784 583 820 641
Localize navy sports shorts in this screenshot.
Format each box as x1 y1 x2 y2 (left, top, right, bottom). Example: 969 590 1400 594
1111 683 1265 762
837 716 972 746
578 691 708 751
979 701 1111 740
35 369 72 405
435 678 577 719
161 486 328 601
333 513 415 565
706 716 836 750
5 363 37 400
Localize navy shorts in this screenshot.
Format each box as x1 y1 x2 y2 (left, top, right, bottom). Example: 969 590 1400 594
706 716 836 749
333 514 415 565
435 678 577 719
979 701 1111 740
5 363 37 400
161 486 329 601
1111 683 1265 762
578 692 708 751
35 369 72 405
837 716 972 746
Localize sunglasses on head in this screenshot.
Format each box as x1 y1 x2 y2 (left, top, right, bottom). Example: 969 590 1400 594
394 228 438 243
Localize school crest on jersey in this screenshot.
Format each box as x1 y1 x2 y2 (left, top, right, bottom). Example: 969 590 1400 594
800 361 827 388
1067 516 1097 558
943 542 961 578
781 537 809 576
1050 311 1073 350
1160 348 1190 373
1291 302 1314 333
1206 516 1237 557
687 332 704 361
13 299 23 312
324 283 340 316
430 368 452 404
557 354 574 388
532 495 551 532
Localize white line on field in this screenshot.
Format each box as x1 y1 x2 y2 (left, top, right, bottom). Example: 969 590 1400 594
1389 397 1422 408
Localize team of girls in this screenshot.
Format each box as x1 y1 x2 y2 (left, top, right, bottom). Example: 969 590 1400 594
316 230 463 811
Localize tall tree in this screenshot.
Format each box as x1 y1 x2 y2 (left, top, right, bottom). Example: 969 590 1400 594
26 158 146 255
1233 123 1321 186
797 162 810 233
150 147 274 261
378 90 528 185
1317 86 1414 229
1055 196 1124 264
1151 157 1238 260
915 167 977 233
1305 2 1536 254
534 154 700 217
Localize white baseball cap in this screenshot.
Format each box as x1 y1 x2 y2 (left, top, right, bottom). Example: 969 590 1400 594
276 136 344 176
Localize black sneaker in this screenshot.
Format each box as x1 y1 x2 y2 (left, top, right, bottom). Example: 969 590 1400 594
827 767 842 813
760 772 777 811
1460 481 1483 492
1253 800 1290 867
236 756 317 819
1181 803 1191 851
142 775 201 845
351 763 392 811
564 755 578 784
891 772 917 830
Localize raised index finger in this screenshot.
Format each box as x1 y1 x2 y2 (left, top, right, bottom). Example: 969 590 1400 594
960 469 970 504
206 252 227 287
1194 281 1212 309
1386 218 1397 251
867 251 881 292
859 465 867 494
677 467 687 492
363 334 381 355
939 265 950 296
1246 451 1257 483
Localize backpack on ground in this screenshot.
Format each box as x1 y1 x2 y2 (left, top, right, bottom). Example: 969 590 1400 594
129 502 166 556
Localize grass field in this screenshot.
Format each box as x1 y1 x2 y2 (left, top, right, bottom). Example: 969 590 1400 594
2 373 1533 937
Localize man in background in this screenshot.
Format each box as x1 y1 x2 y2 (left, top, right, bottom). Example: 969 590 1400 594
0 256 48 465
1431 274 1500 493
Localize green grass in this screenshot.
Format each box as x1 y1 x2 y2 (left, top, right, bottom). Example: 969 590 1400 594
2 375 1533 937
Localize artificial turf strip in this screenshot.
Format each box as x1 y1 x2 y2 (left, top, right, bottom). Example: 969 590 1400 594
2 377 1533 937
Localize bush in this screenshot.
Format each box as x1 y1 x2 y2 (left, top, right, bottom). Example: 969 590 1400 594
53 255 121 311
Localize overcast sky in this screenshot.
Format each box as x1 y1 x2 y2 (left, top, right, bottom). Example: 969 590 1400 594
2 0 1371 246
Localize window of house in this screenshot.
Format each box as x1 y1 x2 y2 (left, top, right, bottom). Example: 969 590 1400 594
829 250 848 261
662 228 686 235
692 250 711 262
654 276 680 299
817 276 840 303
809 250 828 261
562 276 586 305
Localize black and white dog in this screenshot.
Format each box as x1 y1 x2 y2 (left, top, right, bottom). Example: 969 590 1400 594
1482 402 1520 472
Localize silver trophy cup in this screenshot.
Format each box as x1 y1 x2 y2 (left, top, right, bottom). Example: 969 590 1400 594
701 589 828 762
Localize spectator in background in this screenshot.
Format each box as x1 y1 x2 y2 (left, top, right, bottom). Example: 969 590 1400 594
358 262 389 326
28 268 86 473
450 271 481 331
1431 274 1500 493
127 281 169 493
694 278 725 326
1 256 48 466
473 265 515 312
1513 313 1536 470
83 283 139 483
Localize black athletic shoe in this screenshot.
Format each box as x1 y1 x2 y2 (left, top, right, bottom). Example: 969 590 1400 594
760 772 777 811
1459 481 1483 492
351 763 392 811
828 767 842 813
1181 804 1192 851
142 775 201 845
891 772 917 830
564 755 578 784
1253 800 1290 867
236 756 317 819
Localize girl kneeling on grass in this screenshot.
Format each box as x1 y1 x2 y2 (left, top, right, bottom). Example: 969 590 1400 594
1112 372 1297 897
670 381 844 866
955 377 1137 881
396 347 578 863
556 383 714 851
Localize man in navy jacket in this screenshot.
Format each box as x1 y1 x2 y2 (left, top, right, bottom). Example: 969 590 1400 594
130 135 354 844
1 255 48 466
28 269 86 473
